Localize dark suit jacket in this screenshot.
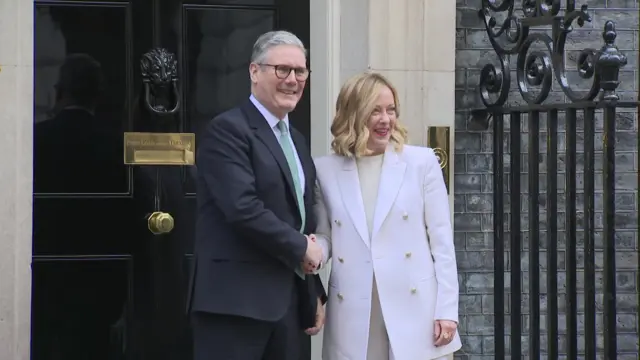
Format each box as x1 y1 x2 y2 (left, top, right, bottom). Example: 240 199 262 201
188 99 326 329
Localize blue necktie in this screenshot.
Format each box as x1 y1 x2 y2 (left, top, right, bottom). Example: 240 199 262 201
277 121 306 278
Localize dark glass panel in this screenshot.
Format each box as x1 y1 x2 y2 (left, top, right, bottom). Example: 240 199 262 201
34 4 129 194
36 0 129 2
184 0 275 5
30 258 132 360
276 0 311 142
32 196 148 256
182 7 275 193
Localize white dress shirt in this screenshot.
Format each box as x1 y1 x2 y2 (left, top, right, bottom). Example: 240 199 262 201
249 95 306 193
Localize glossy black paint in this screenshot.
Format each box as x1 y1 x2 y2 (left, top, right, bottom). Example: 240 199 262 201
473 1 633 359
32 0 310 359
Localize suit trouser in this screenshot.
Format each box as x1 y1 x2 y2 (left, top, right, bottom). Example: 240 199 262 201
191 282 301 360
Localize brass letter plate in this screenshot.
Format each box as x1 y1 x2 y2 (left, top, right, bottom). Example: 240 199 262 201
124 132 195 165
426 126 450 193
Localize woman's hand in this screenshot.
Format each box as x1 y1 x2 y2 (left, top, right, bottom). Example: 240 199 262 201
305 298 325 335
433 320 457 347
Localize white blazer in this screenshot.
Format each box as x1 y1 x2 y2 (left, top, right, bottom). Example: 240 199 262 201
314 145 462 360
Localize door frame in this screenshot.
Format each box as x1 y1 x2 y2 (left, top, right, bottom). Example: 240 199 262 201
308 1 340 357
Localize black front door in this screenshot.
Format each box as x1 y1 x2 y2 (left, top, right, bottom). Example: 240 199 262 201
32 1 311 359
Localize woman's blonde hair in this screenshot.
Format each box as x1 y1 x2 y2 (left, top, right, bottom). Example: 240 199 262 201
330 72 408 157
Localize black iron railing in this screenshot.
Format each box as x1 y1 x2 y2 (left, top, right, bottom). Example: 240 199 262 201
471 1 638 359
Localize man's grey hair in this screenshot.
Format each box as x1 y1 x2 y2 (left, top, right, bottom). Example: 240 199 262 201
250 30 307 64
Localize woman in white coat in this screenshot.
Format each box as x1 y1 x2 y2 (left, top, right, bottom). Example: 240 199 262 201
312 72 461 360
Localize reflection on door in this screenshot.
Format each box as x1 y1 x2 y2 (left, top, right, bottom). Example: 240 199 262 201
33 4 137 360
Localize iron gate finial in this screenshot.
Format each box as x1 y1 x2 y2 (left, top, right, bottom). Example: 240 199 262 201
476 1 627 109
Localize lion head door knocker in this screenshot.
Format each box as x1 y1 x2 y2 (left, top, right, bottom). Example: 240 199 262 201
140 48 181 115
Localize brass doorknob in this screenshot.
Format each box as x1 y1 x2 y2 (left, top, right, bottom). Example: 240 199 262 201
148 211 174 235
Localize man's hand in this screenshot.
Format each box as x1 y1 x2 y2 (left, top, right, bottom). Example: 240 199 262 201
302 235 322 274
305 298 325 335
433 319 457 347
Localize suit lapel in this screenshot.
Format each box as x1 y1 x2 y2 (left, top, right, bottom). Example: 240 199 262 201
337 157 370 247
371 146 406 239
241 100 297 206
291 129 315 232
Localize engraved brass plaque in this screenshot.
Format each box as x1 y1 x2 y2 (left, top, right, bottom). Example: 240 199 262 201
124 132 195 165
427 126 450 193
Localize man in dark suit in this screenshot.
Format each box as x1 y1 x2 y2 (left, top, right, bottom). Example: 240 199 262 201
188 30 326 360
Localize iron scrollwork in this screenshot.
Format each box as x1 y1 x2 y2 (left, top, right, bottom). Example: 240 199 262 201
477 0 628 108
140 48 181 115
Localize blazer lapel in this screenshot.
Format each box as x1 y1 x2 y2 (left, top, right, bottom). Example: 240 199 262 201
337 157 370 247
241 100 297 206
371 146 406 239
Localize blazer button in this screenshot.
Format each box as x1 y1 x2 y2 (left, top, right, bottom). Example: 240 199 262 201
334 219 342 226
405 252 412 258
337 293 344 300
410 287 417 294
338 257 344 263
402 212 408 220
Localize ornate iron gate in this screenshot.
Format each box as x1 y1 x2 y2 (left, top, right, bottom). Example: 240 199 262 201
471 1 637 359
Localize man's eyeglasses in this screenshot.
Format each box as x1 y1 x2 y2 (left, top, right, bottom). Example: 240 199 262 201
259 64 310 81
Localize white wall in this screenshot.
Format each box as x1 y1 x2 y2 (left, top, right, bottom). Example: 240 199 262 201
0 1 34 359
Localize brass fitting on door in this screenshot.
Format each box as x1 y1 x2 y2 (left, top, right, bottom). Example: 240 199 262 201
148 211 174 235
426 126 451 193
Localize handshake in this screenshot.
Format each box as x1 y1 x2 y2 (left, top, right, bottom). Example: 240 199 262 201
301 234 323 274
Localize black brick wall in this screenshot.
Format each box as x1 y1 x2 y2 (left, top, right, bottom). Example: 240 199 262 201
454 1 638 358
